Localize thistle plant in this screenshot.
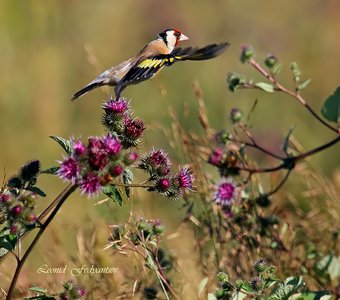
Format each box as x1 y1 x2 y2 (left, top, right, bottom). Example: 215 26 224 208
1 96 194 299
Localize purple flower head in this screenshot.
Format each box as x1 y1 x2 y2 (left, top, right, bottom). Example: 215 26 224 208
0 193 10 204
124 117 145 140
155 178 171 193
214 178 237 206
208 147 225 167
88 137 108 170
58 157 79 183
11 205 23 217
75 286 86 298
80 172 101 196
124 151 139 165
104 98 129 115
110 165 124 177
176 166 195 191
230 108 243 124
140 149 171 176
73 139 86 156
103 134 122 155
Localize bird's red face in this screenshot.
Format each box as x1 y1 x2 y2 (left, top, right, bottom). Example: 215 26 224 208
158 29 189 52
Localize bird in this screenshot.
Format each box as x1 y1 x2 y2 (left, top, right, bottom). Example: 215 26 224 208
71 29 229 100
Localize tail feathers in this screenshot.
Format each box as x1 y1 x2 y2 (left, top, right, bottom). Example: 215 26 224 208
71 81 103 101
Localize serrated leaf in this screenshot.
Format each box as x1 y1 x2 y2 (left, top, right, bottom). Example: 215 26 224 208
40 166 60 175
198 277 209 296
102 184 123 206
297 79 311 91
321 86 340 123
255 82 275 92
269 276 305 300
50 136 72 155
26 186 46 197
123 168 133 199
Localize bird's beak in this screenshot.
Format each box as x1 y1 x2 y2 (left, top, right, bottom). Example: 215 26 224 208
179 33 189 41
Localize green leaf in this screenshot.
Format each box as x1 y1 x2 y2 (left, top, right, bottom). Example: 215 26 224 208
50 136 72 155
40 166 60 175
272 63 282 75
102 184 123 206
123 168 133 199
269 276 305 300
0 233 18 253
208 293 218 300
297 79 311 91
282 126 295 154
29 286 49 294
288 291 333 300
26 186 46 197
255 82 275 92
321 86 340 123
314 254 340 281
0 247 8 258
231 290 248 300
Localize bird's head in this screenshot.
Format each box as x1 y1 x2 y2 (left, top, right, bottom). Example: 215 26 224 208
158 29 189 52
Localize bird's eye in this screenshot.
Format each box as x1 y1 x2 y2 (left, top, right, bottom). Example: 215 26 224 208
174 31 181 37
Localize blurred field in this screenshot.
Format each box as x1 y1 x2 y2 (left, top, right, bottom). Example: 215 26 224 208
1 1 340 299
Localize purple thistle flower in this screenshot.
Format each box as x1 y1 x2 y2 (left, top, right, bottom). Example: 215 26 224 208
88 137 108 170
176 166 195 191
73 139 86 157
140 149 171 176
214 178 237 206
208 147 225 167
104 98 129 115
123 151 139 165
80 173 101 196
110 165 124 177
0 193 10 204
103 134 122 155
124 117 145 140
155 178 171 193
58 157 79 183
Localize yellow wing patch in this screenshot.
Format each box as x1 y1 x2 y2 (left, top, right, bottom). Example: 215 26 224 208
138 57 175 69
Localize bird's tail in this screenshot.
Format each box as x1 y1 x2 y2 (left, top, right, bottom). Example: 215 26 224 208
71 81 103 101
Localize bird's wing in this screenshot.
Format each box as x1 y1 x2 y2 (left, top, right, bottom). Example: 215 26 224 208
172 42 230 61
117 55 176 85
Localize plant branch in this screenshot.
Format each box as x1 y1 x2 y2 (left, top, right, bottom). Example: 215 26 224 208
247 58 338 133
6 184 77 300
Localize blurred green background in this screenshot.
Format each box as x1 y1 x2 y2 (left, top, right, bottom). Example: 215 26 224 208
1 0 340 295
1 0 340 177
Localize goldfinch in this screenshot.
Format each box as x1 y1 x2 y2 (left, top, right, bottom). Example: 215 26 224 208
72 29 229 100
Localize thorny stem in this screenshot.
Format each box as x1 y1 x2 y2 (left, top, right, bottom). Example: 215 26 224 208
6 184 77 300
247 58 338 134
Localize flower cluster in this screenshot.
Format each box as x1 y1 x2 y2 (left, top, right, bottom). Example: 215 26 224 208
58 135 137 196
0 160 43 234
139 149 195 199
102 97 145 148
57 97 194 200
